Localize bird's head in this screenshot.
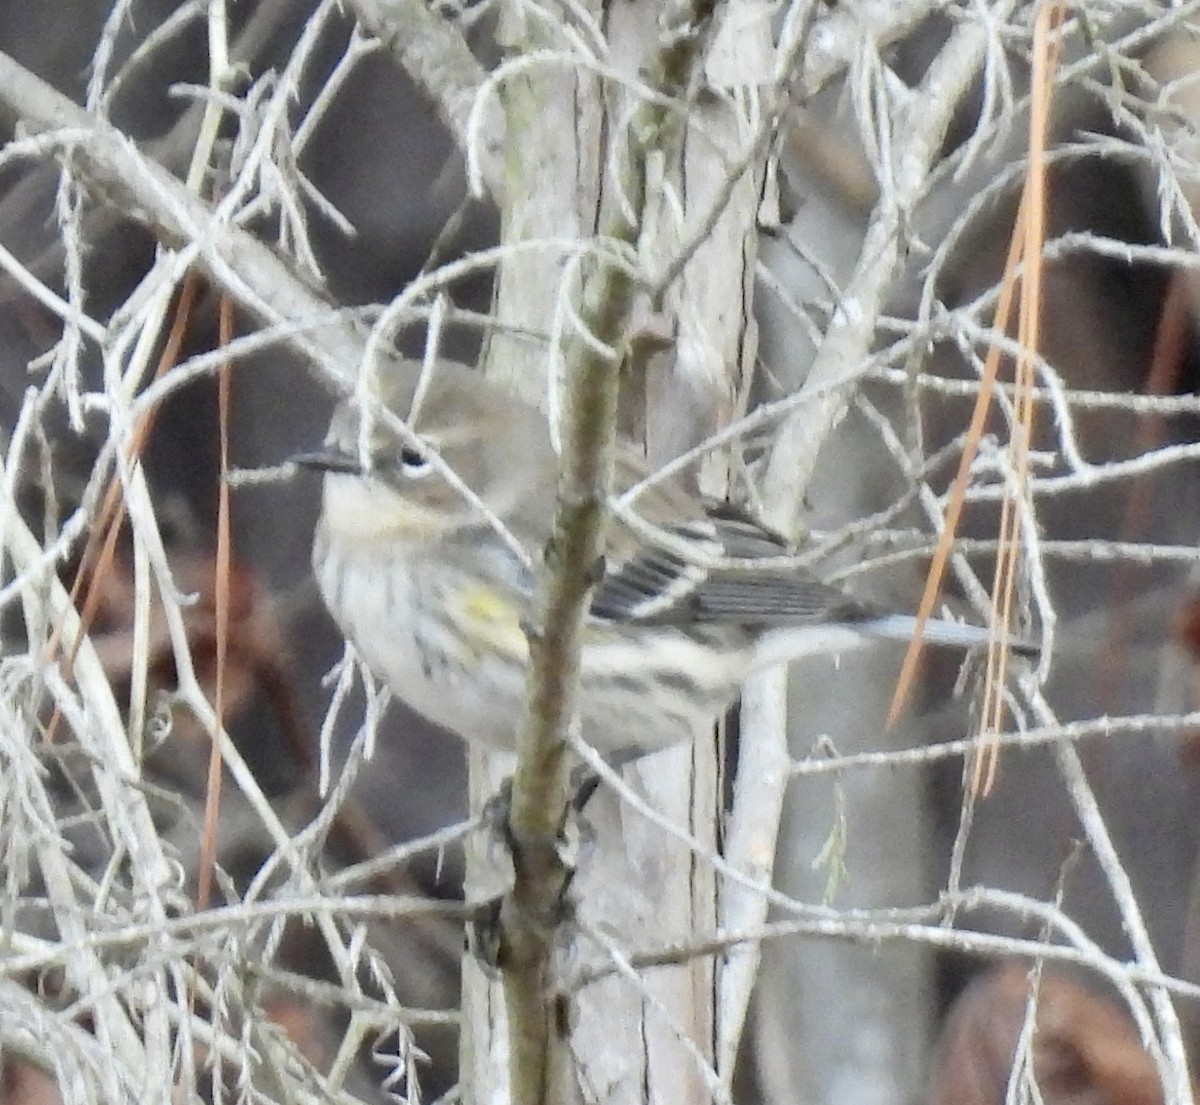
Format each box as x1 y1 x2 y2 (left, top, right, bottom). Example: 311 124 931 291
294 368 555 545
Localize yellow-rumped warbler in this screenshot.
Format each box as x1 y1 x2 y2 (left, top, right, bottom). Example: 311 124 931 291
297 366 1035 758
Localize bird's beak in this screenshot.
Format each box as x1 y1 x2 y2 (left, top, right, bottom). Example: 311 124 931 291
289 447 363 475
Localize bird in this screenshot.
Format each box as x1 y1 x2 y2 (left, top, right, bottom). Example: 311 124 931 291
295 365 1036 759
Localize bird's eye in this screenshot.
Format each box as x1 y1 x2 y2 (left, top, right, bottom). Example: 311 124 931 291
398 445 433 478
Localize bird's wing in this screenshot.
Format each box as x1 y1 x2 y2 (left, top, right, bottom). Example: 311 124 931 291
591 498 881 627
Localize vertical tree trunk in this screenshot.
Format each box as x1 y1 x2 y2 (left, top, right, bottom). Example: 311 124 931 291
463 2 767 1100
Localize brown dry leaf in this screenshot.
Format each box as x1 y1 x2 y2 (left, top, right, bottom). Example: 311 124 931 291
0 1062 62 1105
928 963 1165 1105
76 548 300 757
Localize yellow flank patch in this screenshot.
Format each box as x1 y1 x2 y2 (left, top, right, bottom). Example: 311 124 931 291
452 585 528 662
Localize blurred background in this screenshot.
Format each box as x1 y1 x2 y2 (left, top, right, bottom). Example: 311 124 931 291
3 4 1200 1104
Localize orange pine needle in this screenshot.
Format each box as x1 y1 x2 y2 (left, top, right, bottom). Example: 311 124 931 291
973 0 1066 794
196 291 235 910
44 272 201 744
888 1 1065 797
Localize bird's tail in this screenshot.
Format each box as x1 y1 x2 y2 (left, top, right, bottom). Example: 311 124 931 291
860 613 1039 658
750 614 1039 672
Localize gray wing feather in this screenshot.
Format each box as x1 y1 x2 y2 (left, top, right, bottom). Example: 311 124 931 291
586 503 1039 654
591 504 881 627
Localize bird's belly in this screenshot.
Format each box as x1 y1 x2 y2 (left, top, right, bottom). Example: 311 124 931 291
579 630 748 756
315 533 747 756
315 538 524 750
